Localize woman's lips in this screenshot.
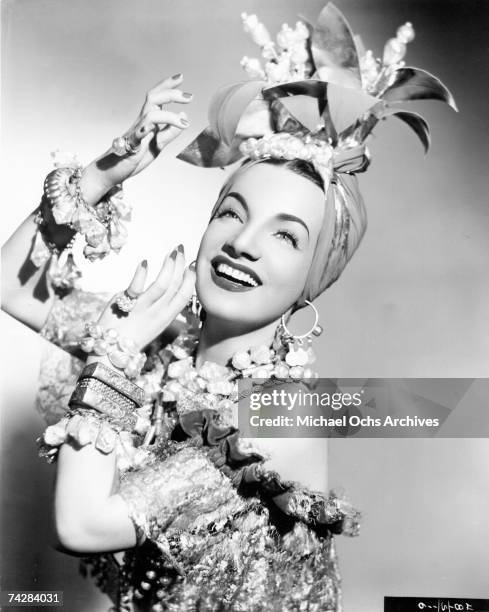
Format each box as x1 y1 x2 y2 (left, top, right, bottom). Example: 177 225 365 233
209 255 262 293
210 265 259 292
211 255 262 287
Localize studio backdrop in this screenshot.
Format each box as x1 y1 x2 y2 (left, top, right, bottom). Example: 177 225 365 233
1 1 488 611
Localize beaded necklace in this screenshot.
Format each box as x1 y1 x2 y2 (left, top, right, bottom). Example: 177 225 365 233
137 308 319 444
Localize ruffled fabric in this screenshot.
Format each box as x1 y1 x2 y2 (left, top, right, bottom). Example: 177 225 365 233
99 439 343 612
175 408 360 537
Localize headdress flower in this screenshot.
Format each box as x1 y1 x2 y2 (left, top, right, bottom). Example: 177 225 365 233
177 2 457 184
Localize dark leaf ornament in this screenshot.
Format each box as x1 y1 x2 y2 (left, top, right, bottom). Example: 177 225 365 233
177 2 457 170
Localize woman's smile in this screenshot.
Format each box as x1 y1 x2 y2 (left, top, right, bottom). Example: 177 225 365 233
210 254 262 292
195 161 325 326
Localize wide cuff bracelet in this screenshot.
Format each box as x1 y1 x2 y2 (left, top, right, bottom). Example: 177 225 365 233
79 362 146 407
69 377 138 431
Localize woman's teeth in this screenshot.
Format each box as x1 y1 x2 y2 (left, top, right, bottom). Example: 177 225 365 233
216 263 258 287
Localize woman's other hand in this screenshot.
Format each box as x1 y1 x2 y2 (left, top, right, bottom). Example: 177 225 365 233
79 73 192 204
94 245 195 353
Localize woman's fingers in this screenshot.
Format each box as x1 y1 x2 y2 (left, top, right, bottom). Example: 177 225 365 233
163 245 186 302
141 73 192 112
154 125 184 151
144 244 191 305
144 73 184 103
167 265 197 314
150 264 196 334
127 260 148 297
131 110 189 145
145 88 193 110
143 247 177 302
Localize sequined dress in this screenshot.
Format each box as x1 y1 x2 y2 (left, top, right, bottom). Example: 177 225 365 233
37 290 360 612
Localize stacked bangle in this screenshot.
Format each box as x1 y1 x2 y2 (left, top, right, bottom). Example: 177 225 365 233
79 323 147 380
39 362 149 460
80 362 146 406
68 362 147 432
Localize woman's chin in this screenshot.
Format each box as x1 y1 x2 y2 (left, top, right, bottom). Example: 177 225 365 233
200 288 261 323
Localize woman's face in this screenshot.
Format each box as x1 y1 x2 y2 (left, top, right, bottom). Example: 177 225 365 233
196 162 325 328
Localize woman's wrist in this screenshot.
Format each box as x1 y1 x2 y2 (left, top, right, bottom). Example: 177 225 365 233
79 323 147 380
78 159 118 207
34 160 113 255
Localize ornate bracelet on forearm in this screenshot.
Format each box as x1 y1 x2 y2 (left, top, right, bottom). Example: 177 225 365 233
78 324 147 380
30 151 132 290
38 363 150 463
69 361 146 421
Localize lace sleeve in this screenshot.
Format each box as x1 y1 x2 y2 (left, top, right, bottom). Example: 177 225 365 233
36 288 110 425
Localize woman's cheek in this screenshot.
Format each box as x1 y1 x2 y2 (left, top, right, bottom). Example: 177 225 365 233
266 247 308 292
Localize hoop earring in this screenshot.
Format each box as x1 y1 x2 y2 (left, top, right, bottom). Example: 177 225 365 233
279 300 323 367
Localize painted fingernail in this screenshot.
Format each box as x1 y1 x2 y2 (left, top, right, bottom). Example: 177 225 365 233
170 249 177 260
177 244 184 253
182 92 193 100
141 259 148 268
189 261 196 271
172 73 183 80
179 117 190 127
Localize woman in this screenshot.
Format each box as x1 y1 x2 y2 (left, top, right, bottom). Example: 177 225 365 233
1 4 455 611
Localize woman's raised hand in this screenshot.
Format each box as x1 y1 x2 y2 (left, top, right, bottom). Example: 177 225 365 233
80 74 192 203
95 245 195 352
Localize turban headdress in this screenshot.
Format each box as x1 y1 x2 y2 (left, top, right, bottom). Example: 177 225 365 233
177 3 457 309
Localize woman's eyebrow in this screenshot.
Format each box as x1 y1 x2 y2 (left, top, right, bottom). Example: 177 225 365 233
226 191 249 213
275 213 310 236
226 191 309 236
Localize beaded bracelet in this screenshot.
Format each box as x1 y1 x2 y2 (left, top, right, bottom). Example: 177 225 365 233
30 151 132 290
79 323 147 380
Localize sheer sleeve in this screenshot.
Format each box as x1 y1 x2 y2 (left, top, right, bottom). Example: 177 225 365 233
36 288 110 425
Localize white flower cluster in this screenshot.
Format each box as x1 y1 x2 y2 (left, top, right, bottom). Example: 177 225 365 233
359 22 415 94
240 13 311 84
239 132 333 169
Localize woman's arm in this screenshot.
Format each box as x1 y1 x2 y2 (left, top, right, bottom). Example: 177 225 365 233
1 74 191 332
54 440 137 553
50 240 196 553
0 164 113 332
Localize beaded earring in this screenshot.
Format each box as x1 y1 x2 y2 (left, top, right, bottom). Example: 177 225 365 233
276 300 323 368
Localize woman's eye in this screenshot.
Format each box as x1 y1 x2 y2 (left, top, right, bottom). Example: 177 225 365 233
217 208 241 221
275 230 299 248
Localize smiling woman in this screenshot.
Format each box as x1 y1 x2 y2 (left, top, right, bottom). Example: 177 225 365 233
196 161 326 329
0 1 464 611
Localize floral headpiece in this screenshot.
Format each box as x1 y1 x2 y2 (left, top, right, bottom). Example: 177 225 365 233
177 2 457 186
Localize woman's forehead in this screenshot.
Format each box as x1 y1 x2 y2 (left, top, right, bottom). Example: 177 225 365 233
225 162 325 226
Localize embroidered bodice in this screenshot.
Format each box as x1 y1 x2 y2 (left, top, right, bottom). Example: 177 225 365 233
37 290 360 612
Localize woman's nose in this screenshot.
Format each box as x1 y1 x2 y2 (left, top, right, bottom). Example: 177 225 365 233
224 227 261 261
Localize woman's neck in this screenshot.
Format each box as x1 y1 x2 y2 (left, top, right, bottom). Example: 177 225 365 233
195 314 280 368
